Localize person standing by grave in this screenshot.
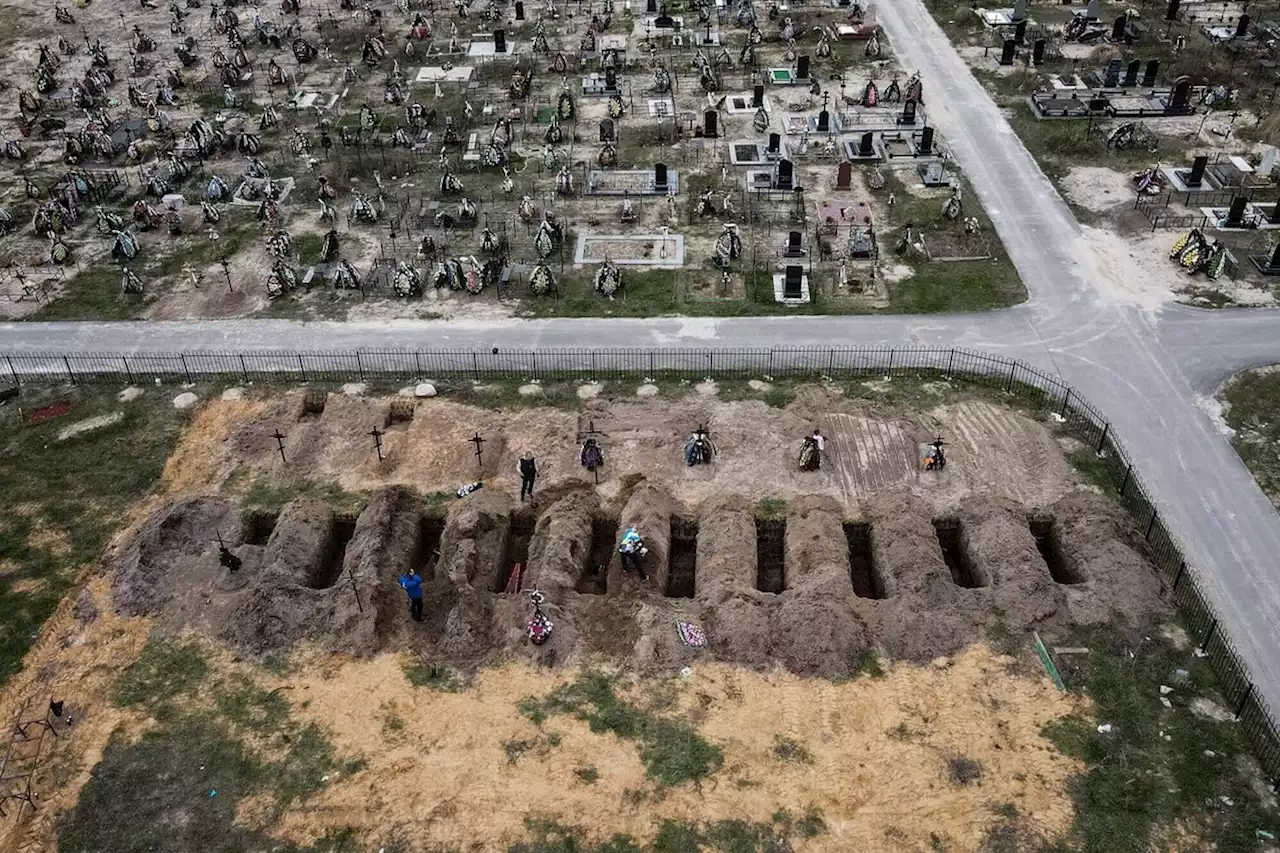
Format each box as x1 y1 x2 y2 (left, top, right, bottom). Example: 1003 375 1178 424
399 568 425 621
517 451 538 501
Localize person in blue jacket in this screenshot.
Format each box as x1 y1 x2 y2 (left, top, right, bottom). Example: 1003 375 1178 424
399 568 424 621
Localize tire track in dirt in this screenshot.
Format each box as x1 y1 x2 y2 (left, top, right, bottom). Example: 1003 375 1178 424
825 414 917 502
943 402 1070 507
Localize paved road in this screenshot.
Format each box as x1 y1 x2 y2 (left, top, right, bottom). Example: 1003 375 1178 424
5 0 1280 710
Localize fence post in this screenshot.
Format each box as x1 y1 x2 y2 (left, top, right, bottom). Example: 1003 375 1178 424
5 355 18 388
1119 464 1131 495
590 350 596 378
946 349 955 376
886 348 894 375
298 354 307 382
1173 561 1186 590
181 354 192 384
1060 387 1071 417
64 356 75 385
414 351 422 375
240 354 249 383
472 351 479 380
1235 683 1254 719
356 351 365 381
120 355 133 384
707 350 713 375
1096 422 1110 453
767 349 774 377
1005 360 1016 392
1145 509 1157 540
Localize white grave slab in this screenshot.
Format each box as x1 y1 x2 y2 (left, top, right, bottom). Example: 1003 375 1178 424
647 98 675 117
292 91 339 110
415 66 475 83
772 272 811 304
978 8 1014 25
467 38 518 58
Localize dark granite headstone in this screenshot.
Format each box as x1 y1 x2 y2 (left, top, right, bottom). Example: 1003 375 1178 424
776 158 794 190
783 265 803 299
1187 154 1208 187
999 39 1016 65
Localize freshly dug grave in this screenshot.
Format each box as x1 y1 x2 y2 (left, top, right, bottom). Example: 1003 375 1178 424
111 478 1169 675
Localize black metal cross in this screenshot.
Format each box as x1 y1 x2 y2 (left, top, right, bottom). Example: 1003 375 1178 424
370 425 385 461
469 431 486 473
272 429 287 462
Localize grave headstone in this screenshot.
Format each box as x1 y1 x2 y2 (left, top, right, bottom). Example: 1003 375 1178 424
1089 96 1108 112
999 39 1016 65
783 265 803 299
1111 15 1126 41
1165 0 1179 20
752 84 764 108
796 55 810 80
646 0 657 12
901 99 917 124
1235 13 1250 38
605 68 617 91
776 158 794 190
1124 59 1140 86
1269 198 1280 225
1170 75 1191 109
494 28 507 53
1012 0 1027 22
837 160 852 189
1270 241 1280 268
768 132 781 153
1085 0 1099 20
515 1 525 19
1142 58 1160 87
654 161 669 190
1225 195 1248 227
703 108 718 137
1032 38 1045 65
1104 58 1122 87
784 231 804 256
654 11 675 27
918 126 935 155
1186 154 1207 187
600 117 616 141
858 131 874 156
817 109 830 132
1259 145 1278 177
1014 19 1027 45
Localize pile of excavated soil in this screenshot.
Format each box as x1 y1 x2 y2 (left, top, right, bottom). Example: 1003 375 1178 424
117 478 1168 674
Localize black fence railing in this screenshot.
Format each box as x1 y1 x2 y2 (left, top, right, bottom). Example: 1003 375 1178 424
4 345 1278 784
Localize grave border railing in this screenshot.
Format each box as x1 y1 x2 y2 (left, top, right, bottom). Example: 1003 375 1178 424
4 345 1279 786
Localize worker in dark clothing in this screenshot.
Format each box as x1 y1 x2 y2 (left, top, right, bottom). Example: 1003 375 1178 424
399 568 424 621
518 451 537 501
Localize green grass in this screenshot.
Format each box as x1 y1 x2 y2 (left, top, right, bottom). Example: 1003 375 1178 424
754 498 790 520
403 660 469 692
771 735 813 764
1041 619 1278 852
851 647 886 679
60 637 363 853
510 808 826 853
0 384 193 684
239 478 367 514
519 671 723 788
1220 368 1280 506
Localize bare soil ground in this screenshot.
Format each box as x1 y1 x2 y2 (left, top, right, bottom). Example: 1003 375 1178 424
0 381 1186 853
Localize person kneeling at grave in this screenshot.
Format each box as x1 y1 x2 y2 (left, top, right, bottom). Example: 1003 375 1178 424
618 526 648 580
798 428 824 472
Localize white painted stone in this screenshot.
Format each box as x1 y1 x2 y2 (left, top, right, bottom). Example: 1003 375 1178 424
221 387 245 401
748 379 772 392
173 392 199 410
117 387 143 402
636 383 660 397
577 382 603 399
341 382 367 396
415 382 438 398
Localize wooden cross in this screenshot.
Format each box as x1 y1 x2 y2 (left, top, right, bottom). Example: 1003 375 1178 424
369 425 385 461
469 431 486 473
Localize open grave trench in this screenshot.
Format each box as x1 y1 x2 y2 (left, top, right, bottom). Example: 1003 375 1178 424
113 478 1167 676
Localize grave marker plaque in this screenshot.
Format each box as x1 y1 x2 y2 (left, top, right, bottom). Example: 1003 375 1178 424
515 1 525 19
1032 38 1045 65
901 99 917 124
1111 15 1126 41
1014 19 1027 44
1225 195 1247 227
1124 59 1140 86
646 0 657 12
703 109 718 137
1170 75 1191 109
783 265 803 299
752 84 764 107
767 132 781 153
837 161 852 189
1165 0 1179 20
494 29 507 53
654 162 669 190
796 55 810 80
784 231 804 256
817 109 830 132
1142 58 1160 87
999 39 1016 65
1186 154 1207 187
1236 13 1250 38
859 132 874 156
776 158 794 190
918 126 934 155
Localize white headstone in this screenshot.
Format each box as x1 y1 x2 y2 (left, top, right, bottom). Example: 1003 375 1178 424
1260 146 1278 179
415 382 438 397
1012 0 1028 21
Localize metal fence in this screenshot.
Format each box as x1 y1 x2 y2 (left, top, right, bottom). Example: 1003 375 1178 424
4 344 1279 784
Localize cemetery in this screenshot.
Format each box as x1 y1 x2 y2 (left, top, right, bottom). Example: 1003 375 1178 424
5 375 1248 852
0 0 1021 318
930 0 1280 305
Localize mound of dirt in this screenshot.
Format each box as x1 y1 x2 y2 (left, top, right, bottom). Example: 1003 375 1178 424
608 479 674 594
694 495 758 604
960 496 1066 626
438 489 513 589
346 487 423 646
866 493 956 600
112 496 241 616
526 486 597 596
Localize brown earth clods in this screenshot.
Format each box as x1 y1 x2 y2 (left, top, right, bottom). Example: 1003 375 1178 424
112 480 1167 676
